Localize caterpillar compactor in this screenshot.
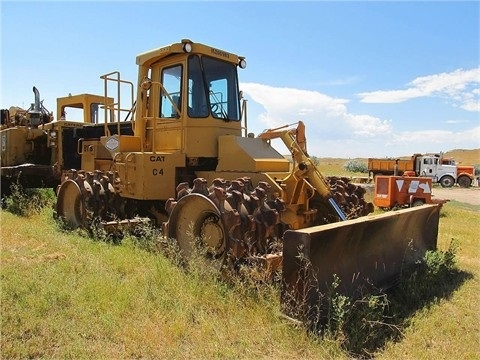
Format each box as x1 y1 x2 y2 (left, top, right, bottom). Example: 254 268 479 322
1 87 126 196
55 39 441 322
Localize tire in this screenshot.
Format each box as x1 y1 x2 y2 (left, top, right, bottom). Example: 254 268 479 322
411 199 424 207
457 175 472 188
440 176 455 188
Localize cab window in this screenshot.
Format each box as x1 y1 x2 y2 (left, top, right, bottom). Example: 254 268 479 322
160 65 182 118
187 56 209 117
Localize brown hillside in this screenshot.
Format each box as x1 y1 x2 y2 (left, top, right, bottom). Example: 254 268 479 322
314 149 480 172
444 149 480 165
375 149 480 164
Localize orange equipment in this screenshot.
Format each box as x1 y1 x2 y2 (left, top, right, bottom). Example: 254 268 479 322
374 175 447 210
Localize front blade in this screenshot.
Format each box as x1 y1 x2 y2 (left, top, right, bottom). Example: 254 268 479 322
281 204 441 321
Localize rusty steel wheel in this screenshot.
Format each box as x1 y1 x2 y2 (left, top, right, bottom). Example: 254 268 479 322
56 179 85 229
167 193 228 267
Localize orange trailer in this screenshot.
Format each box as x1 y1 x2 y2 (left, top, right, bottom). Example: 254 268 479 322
374 175 447 210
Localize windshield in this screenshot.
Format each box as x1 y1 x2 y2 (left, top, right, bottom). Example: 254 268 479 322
187 55 241 121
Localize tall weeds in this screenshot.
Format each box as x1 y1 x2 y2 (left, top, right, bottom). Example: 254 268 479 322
281 240 462 358
1 187 470 358
2 184 55 217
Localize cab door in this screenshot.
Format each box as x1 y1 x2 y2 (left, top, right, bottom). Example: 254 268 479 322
149 59 186 153
418 156 438 180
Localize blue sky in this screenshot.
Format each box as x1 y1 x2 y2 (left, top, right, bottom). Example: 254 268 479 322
1 1 479 158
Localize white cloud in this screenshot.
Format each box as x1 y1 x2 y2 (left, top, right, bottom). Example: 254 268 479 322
241 83 348 125
344 113 392 137
240 81 480 158
445 119 469 124
241 82 391 139
357 88 425 104
389 127 480 147
358 68 480 112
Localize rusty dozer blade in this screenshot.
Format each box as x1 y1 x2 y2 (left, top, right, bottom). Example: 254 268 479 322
281 204 441 322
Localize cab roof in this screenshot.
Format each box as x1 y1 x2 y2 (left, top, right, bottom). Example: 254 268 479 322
135 39 242 67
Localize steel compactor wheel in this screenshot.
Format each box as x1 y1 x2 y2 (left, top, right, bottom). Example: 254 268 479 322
56 179 87 228
166 193 230 268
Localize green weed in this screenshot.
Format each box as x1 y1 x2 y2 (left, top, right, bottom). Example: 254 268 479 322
2 184 55 216
283 239 466 358
1 200 477 359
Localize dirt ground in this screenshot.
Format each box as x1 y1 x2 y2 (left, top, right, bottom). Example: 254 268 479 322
432 186 480 206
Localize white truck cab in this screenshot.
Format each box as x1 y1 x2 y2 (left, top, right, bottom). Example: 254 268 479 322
415 154 457 187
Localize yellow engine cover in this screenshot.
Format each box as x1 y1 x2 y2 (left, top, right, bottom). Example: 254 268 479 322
217 135 290 172
115 151 185 200
1 127 45 167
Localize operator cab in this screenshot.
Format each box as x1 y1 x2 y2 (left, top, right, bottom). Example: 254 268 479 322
133 39 247 158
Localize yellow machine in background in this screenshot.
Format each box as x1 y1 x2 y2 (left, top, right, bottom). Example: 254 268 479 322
0 88 125 195
1 87 53 171
52 39 441 323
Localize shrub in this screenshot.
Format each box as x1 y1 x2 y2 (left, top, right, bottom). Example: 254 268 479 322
474 164 480 176
285 240 460 358
393 239 459 311
343 159 368 173
310 156 320 166
3 184 55 217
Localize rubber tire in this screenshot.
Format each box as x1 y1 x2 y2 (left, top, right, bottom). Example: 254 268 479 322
411 199 425 207
457 175 472 188
440 176 455 188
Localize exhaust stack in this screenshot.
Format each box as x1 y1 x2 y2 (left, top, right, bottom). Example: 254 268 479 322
29 86 42 126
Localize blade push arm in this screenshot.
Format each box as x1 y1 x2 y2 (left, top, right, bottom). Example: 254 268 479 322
258 121 347 221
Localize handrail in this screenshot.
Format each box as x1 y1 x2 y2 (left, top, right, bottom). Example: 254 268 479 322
241 98 248 137
99 71 135 137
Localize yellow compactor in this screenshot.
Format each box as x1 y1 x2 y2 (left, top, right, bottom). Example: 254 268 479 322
53 39 441 323
1 87 124 195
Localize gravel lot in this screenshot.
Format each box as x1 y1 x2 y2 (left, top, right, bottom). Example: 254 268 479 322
432 186 480 206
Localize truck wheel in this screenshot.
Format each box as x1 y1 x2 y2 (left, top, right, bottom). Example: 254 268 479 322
457 175 472 188
411 199 424 207
440 176 455 188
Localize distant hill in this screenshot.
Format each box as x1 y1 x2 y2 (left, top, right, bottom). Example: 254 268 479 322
311 149 480 171
443 149 480 165
393 149 480 164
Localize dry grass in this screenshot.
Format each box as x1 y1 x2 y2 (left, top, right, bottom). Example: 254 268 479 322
376 202 480 359
0 208 345 359
315 148 480 176
1 157 479 359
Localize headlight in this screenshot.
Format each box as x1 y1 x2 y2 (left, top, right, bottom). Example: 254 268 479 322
183 42 192 53
49 130 57 138
239 58 247 69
